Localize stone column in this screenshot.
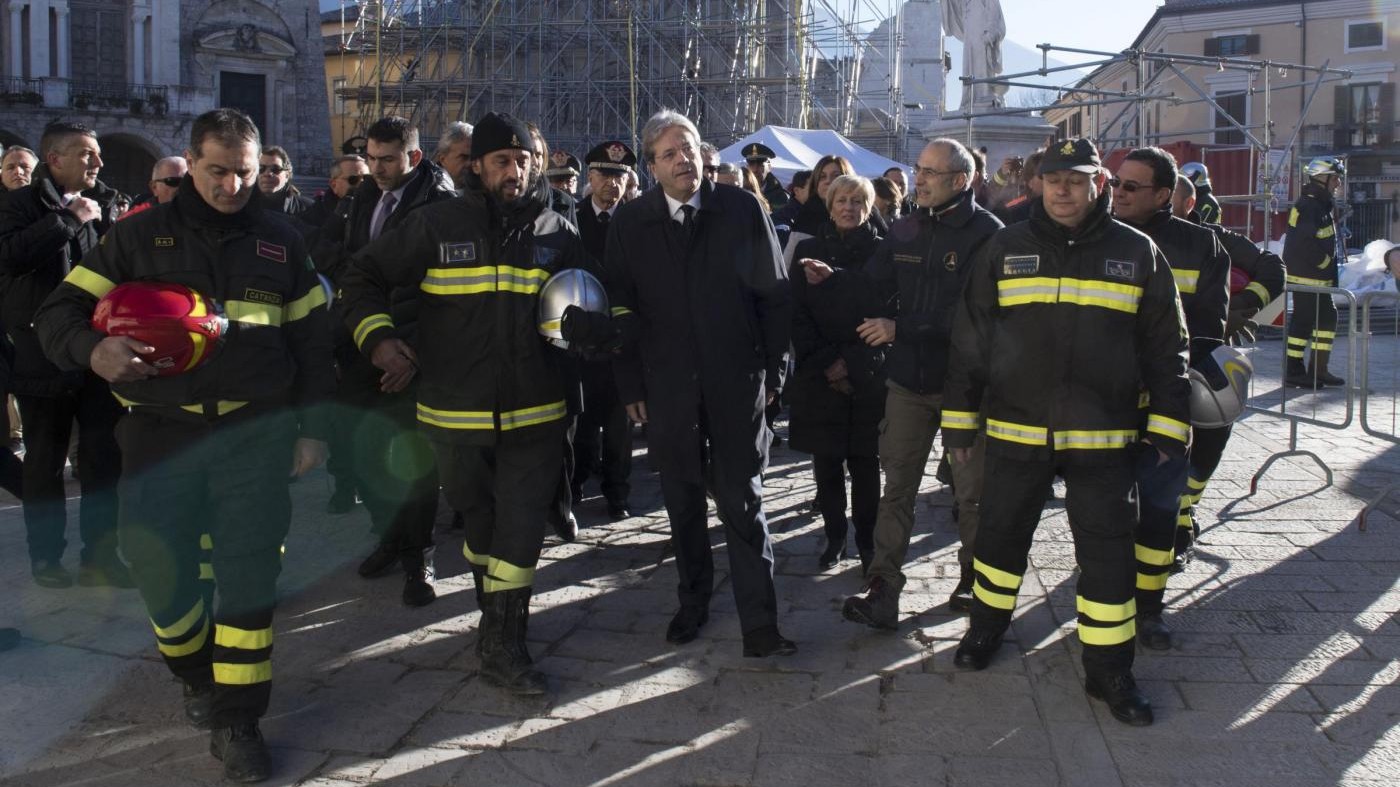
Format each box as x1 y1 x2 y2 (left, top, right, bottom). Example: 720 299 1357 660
130 6 147 83
53 0 69 79
9 2 27 77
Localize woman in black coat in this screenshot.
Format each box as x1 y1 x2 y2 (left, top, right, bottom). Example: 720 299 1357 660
788 174 888 570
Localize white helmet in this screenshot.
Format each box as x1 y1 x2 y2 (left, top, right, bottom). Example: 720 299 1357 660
538 268 609 350
1180 162 1210 189
1188 344 1253 428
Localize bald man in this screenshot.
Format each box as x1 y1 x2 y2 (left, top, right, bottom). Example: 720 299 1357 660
119 157 188 221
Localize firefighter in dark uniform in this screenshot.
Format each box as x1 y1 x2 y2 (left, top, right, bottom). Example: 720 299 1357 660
1179 162 1222 226
1111 147 1230 650
943 139 1190 727
743 142 791 211
571 141 637 519
310 116 457 606
1284 156 1346 388
1165 172 1285 565
34 108 335 782
544 151 581 198
339 112 587 696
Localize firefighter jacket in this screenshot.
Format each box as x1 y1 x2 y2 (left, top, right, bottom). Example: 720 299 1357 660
1192 211 1284 314
863 187 1002 395
32 181 335 437
1127 206 1230 348
1284 181 1339 286
338 183 586 445
940 191 1192 462
1195 185 1222 226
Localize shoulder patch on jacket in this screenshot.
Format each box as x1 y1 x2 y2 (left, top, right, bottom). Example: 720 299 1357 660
1105 259 1136 280
256 240 287 263
1003 255 1039 275
440 241 476 264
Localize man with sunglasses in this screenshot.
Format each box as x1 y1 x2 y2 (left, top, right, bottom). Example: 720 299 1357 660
120 157 189 221
301 155 368 230
256 146 313 220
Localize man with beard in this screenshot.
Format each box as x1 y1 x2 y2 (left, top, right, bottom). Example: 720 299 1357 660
339 112 586 696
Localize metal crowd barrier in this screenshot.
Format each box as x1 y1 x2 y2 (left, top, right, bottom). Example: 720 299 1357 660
1354 289 1400 530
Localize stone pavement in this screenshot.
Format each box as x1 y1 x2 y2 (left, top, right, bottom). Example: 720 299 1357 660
2 331 1400 786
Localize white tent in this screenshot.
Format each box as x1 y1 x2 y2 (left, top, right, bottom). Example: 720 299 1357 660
717 126 909 184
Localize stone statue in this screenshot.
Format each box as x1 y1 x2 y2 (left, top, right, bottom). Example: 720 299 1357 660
942 0 1007 110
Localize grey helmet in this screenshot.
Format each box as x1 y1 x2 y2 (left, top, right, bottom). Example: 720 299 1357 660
1188 344 1253 428
1180 162 1210 189
538 268 609 350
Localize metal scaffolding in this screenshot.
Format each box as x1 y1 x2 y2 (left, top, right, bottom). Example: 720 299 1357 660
327 0 922 159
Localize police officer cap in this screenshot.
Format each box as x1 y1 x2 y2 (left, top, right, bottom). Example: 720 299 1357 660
471 112 533 159
742 142 776 162
544 151 581 179
1039 138 1102 175
584 141 637 175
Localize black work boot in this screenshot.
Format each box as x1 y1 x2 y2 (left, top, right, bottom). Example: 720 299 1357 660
1085 671 1154 726
841 575 900 630
210 721 271 782
401 549 436 608
183 678 215 729
953 627 1004 671
1309 349 1345 387
1136 611 1173 650
479 588 548 696
357 543 398 579
1284 357 1317 389
1171 511 1199 574
948 563 975 613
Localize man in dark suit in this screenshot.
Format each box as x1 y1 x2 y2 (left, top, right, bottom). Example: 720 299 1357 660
605 110 796 658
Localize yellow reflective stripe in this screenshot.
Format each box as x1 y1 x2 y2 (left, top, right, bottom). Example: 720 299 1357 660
179 401 248 416
284 286 327 322
500 400 567 431
420 265 550 296
1246 281 1270 303
1288 208 1300 227
157 618 209 657
1053 429 1137 450
1313 330 1336 339
64 266 117 299
214 625 273 650
1172 268 1200 295
539 319 562 332
1186 476 1207 492
1135 543 1173 567
1079 620 1136 646
417 403 494 429
354 313 394 349
1146 414 1189 443
484 556 534 592
973 580 1017 610
996 276 1059 306
199 563 215 580
1177 514 1195 528
1136 572 1169 591
200 533 213 550
463 542 489 567
940 409 981 431
1286 274 1330 287
973 558 1023 591
1059 277 1143 314
610 306 632 317
152 599 205 639
213 661 271 685
225 299 280 326
1316 224 1335 239
985 418 1047 446
1076 595 1136 623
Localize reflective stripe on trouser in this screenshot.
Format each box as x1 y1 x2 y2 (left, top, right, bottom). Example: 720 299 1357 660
434 433 564 595
867 382 942 586
115 408 295 726
1286 290 1338 357
970 452 1139 675
1133 446 1190 615
1174 424 1233 557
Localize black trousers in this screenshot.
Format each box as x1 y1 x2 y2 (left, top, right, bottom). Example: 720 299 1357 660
572 363 632 505
435 430 563 593
812 453 879 562
970 450 1140 676
1286 290 1338 363
1132 449 1190 615
1174 424 1232 554
348 393 438 566
116 409 296 726
659 407 778 635
16 372 122 565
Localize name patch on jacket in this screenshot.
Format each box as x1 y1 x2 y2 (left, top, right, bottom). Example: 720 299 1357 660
1104 259 1136 280
892 253 922 265
1003 255 1039 275
154 236 176 248
244 288 283 306
440 242 476 264
256 240 287 264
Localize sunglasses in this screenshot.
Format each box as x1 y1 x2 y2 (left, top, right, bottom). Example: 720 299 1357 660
341 175 362 186
1108 177 1158 194
258 165 287 174
156 176 182 188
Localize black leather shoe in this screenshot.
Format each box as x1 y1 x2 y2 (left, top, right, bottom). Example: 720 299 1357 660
402 569 436 608
742 625 797 657
357 544 398 579
1085 672 1154 727
607 502 632 521
32 559 72 589
947 563 974 613
841 576 899 630
0 627 21 652
78 560 136 589
552 511 578 543
665 605 709 644
818 541 847 570
571 486 585 505
210 722 272 782
1137 612 1173 650
183 679 215 729
953 628 1004 671
326 485 358 515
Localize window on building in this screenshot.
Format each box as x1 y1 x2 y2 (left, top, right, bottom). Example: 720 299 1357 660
1205 34 1260 57
1056 119 1068 141
332 77 347 115
1213 91 1247 145
1346 21 1384 51
1069 112 1082 139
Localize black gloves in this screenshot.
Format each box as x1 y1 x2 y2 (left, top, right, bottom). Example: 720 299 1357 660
560 305 622 354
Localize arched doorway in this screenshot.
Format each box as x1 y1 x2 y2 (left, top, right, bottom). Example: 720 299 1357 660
96 134 159 198
0 129 29 150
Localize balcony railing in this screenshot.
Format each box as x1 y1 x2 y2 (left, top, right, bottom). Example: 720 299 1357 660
68 80 169 115
1302 122 1398 152
0 76 43 105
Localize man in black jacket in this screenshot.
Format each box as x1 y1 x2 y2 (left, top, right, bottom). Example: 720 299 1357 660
1284 156 1347 388
0 121 127 589
605 109 796 658
257 145 314 219
311 116 456 607
742 142 790 211
842 138 1002 630
34 107 335 782
300 154 369 230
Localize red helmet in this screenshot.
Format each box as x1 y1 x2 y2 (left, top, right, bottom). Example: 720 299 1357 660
91 282 227 376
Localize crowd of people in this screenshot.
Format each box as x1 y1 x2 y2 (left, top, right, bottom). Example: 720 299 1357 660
0 103 1349 781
